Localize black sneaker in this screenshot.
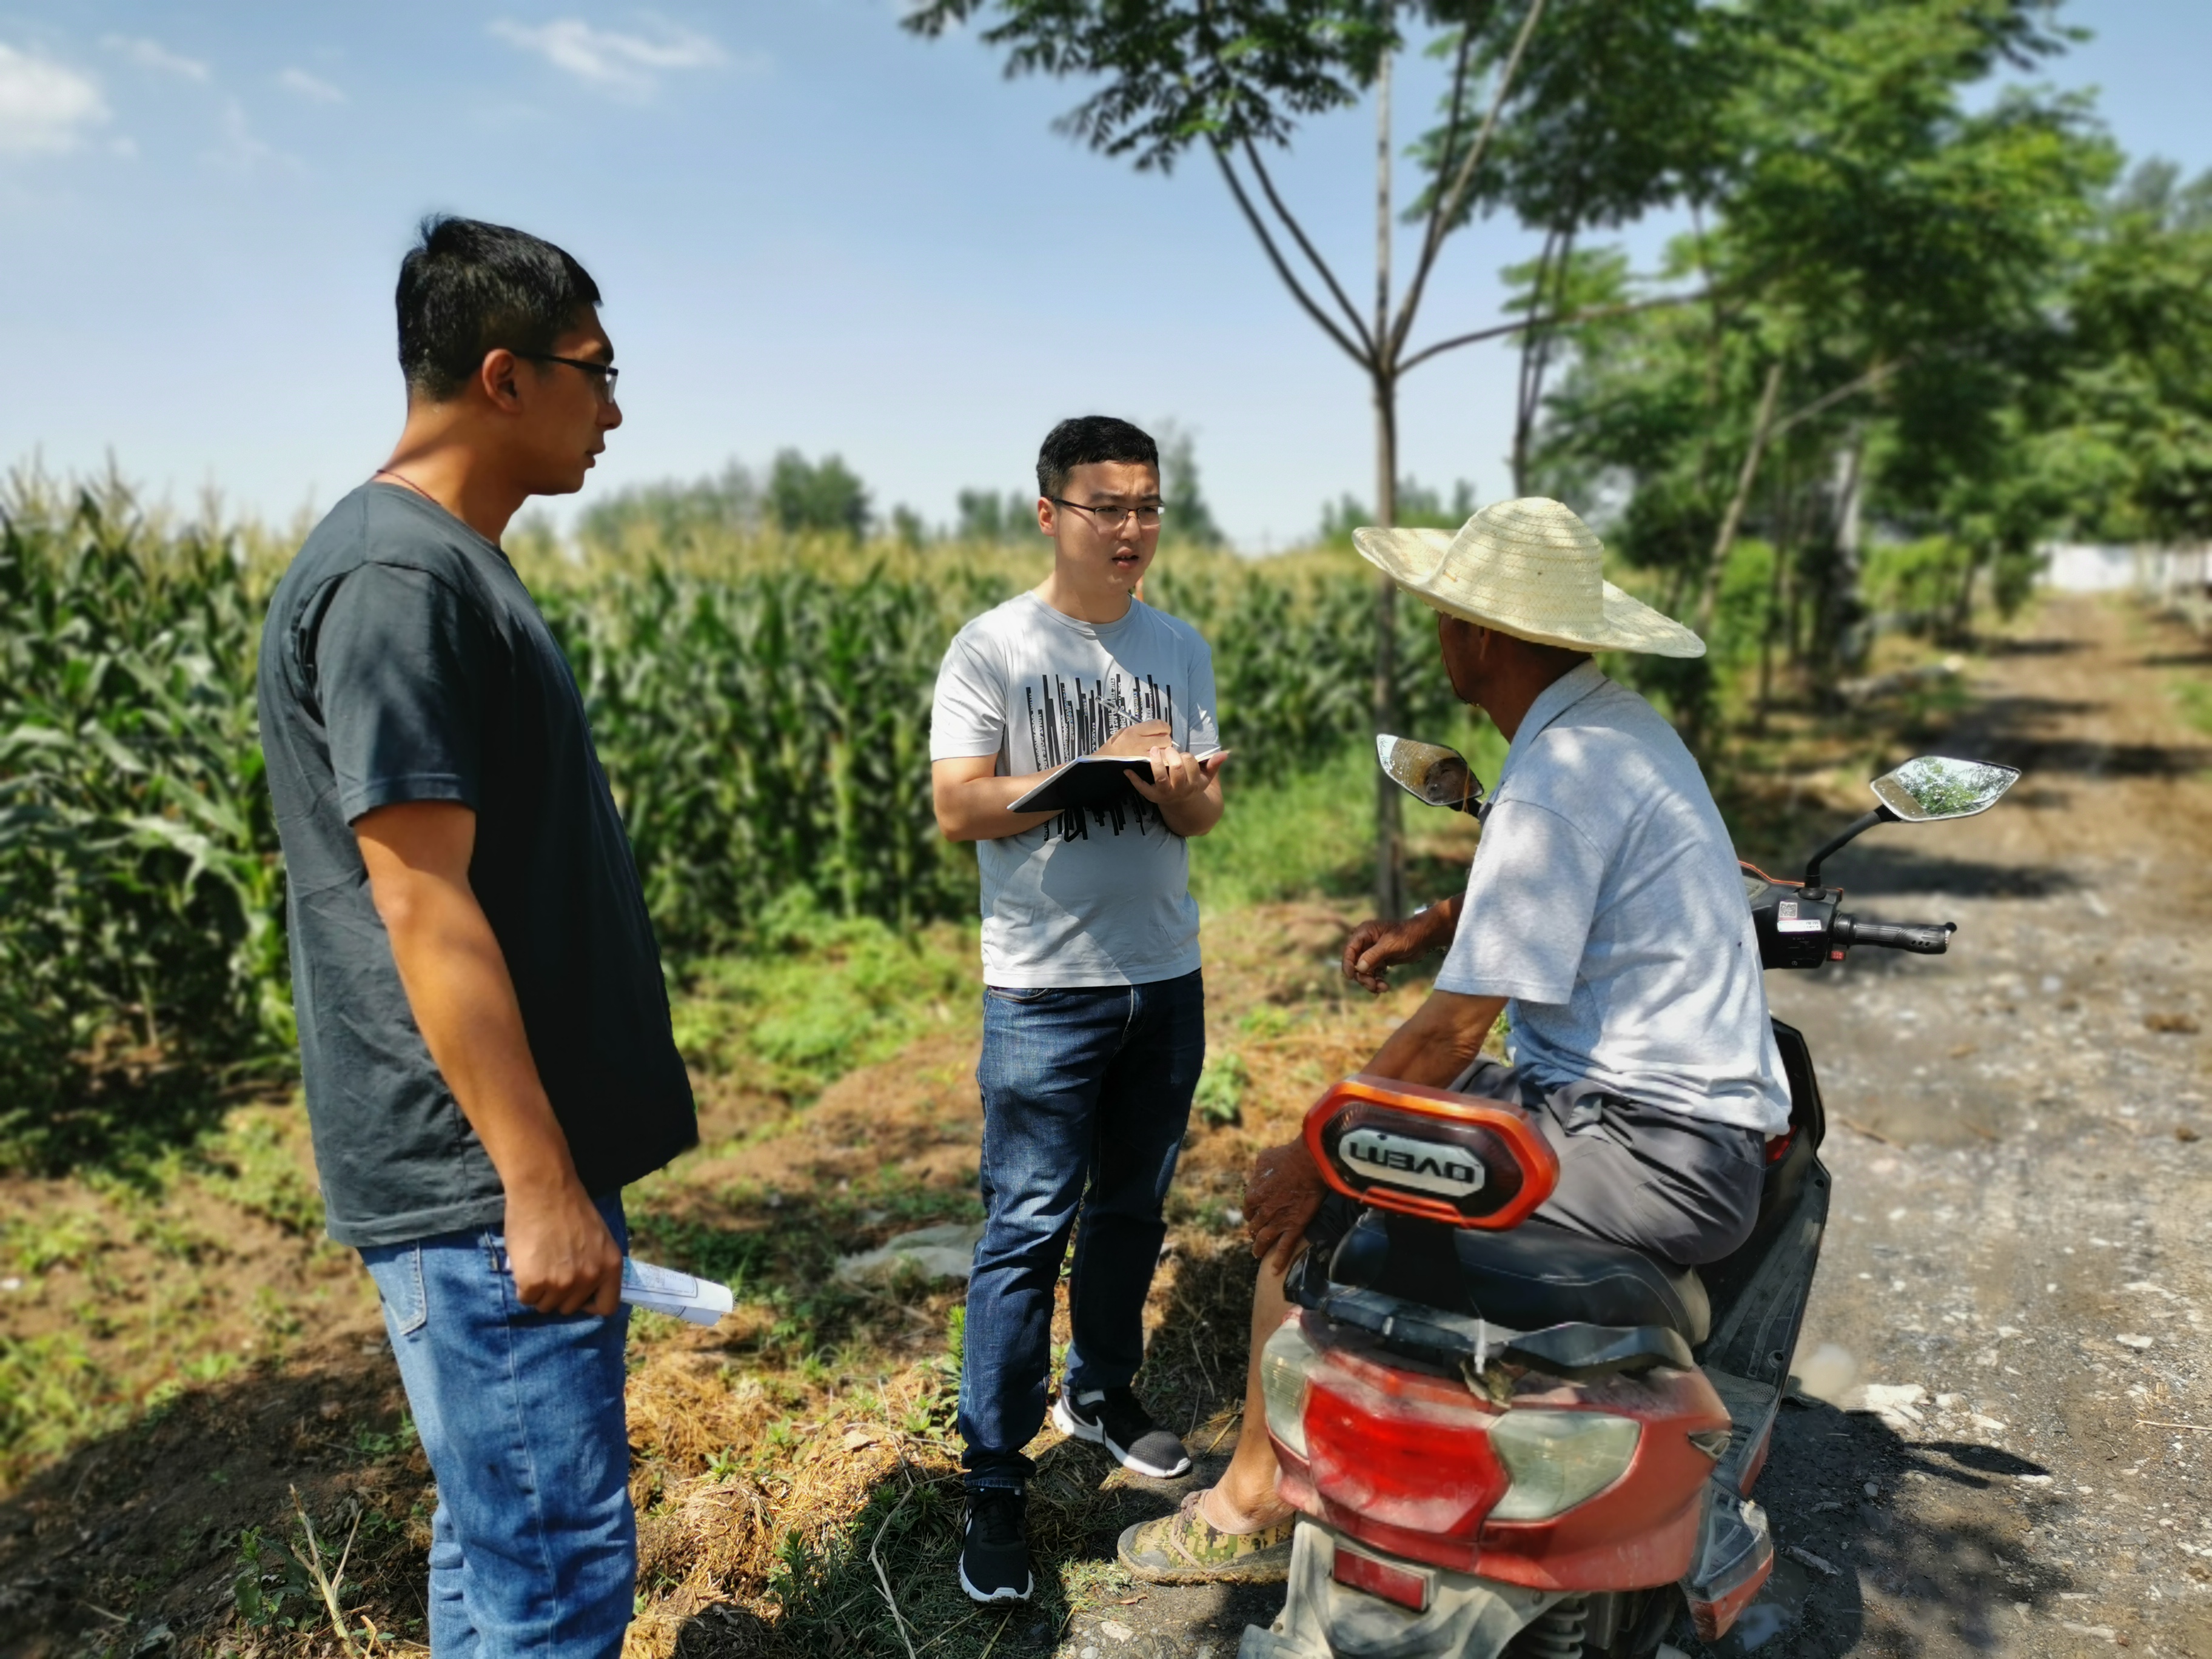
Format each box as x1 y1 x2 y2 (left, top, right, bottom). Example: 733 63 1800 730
1052 1387 1193 1478
959 1489 1033 1604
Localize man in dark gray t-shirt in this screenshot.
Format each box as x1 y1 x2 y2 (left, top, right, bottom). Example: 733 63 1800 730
258 216 692 1658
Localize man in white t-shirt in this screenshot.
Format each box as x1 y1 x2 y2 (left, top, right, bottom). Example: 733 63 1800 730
930 416 1228 1605
1119 497 1791 1586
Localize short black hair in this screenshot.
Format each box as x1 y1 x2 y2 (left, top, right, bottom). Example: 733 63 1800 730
1036 416 1159 499
396 215 602 401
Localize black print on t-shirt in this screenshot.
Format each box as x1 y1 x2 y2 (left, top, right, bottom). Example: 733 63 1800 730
1024 671 1176 840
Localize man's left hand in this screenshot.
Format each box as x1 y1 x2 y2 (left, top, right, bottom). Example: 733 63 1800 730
1125 746 1228 806
1245 1139 1326 1271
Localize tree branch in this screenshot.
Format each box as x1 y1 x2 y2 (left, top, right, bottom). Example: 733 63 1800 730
1413 27 1477 292
1210 144 1375 368
1241 138 1376 357
1769 357 1908 441
1391 0 1551 364
1397 286 1710 375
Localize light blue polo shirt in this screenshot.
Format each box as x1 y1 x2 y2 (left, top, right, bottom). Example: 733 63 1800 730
1435 661 1790 1134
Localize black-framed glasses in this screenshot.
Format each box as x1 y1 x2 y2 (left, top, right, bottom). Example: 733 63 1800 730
1048 497 1164 532
520 352 620 401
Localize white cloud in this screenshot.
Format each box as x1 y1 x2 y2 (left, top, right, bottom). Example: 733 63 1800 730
206 98 300 175
101 34 210 82
488 17 726 99
277 67 345 105
0 42 109 155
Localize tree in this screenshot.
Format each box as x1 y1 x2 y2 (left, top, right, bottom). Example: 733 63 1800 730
766 450 873 539
955 488 1037 543
905 0 1578 915
1156 423 1225 546
1526 0 2111 734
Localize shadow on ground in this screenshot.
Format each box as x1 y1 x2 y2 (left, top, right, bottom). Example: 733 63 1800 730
0 1337 421 1659
1691 1396 2074 1658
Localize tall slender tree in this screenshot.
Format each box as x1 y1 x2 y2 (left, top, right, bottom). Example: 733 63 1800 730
904 0 1580 915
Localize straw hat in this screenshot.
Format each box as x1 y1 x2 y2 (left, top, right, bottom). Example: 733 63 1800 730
1352 497 1704 659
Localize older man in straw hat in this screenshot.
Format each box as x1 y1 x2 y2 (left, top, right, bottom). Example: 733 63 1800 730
1119 497 1791 1584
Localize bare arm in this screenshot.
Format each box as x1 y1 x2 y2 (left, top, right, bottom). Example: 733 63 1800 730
1245 989 1507 1269
354 800 623 1317
931 756 1062 843
1341 894 1463 994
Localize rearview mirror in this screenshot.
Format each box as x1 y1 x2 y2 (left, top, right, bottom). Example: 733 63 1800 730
1869 756 2020 823
1376 736 1485 815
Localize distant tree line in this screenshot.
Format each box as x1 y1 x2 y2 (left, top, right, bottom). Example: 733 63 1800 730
578 420 1232 555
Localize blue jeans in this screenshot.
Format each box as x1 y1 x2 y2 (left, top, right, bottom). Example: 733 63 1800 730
959 970 1205 1490
359 1193 634 1659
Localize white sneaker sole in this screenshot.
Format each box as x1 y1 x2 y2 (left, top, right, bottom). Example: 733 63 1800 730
1051 1395 1193 1480
957 1557 1033 1604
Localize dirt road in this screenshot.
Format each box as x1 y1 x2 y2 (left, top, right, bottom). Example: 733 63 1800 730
1056 595 2211 1659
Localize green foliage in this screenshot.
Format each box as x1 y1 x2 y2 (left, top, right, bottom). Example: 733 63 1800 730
1158 422 1224 546
0 476 289 1168
902 0 1399 173
1316 477 1476 545
540 561 1008 952
1 461 1455 1148
576 462 759 558
954 488 1036 542
668 894 977 1102
1193 1051 1248 1127
766 450 873 538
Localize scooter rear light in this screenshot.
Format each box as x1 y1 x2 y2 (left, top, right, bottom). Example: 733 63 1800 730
1332 1543 1433 1614
1259 1316 1318 1460
1304 1367 1509 1536
1487 1411 1641 1520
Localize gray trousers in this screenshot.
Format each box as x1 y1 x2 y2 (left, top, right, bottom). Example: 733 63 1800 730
1449 1057 1768 1267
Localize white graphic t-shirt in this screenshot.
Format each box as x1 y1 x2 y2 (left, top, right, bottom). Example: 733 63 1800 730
930 592 1221 987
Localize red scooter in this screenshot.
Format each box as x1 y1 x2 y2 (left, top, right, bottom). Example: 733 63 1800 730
1241 749 2019 1659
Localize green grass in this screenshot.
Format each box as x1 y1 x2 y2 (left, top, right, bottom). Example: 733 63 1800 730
1191 715 1508 910
2174 672 2212 738
668 891 979 1104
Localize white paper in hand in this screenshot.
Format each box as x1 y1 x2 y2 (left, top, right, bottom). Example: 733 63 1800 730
488 1239 734 1327
621 1258 735 1327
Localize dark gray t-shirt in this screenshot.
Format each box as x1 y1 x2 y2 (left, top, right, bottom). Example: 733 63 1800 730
257 482 696 1247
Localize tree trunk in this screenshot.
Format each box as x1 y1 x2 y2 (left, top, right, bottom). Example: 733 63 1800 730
1756 469 1805 733
1692 358 1785 640
1370 52 1403 922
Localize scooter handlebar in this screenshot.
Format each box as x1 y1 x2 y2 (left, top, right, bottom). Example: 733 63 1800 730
1832 916 1955 954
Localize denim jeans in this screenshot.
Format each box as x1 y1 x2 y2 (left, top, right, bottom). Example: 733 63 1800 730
959 970 1205 1490
359 1193 634 1659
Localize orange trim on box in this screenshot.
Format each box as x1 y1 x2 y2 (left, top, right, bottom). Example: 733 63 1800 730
1302 1074 1560 1230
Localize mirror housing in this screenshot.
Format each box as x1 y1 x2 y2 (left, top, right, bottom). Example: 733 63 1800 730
1801 754 2023 894
1376 736 1485 816
1869 756 2020 822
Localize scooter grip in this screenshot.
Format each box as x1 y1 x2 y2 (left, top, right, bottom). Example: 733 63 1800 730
1834 916 1954 954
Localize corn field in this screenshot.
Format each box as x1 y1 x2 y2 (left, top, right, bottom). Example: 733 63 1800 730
0 477 1455 1161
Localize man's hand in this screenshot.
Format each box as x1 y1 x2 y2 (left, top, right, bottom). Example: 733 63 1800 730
1126 745 1228 808
1341 899 1459 994
504 1179 625 1317
1096 720 1173 759
1245 1139 1327 1271
1097 720 1228 834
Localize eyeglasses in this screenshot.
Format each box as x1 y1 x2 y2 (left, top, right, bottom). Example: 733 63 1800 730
1048 497 1164 532
520 352 620 402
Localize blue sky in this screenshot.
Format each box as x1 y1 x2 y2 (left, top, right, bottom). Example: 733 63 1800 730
1 2 2207 551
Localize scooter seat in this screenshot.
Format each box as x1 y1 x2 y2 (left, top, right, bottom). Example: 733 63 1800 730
1330 1212 1711 1345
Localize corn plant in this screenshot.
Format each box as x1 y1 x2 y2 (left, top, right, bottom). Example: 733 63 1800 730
0 473 1458 1162
0 477 287 1165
